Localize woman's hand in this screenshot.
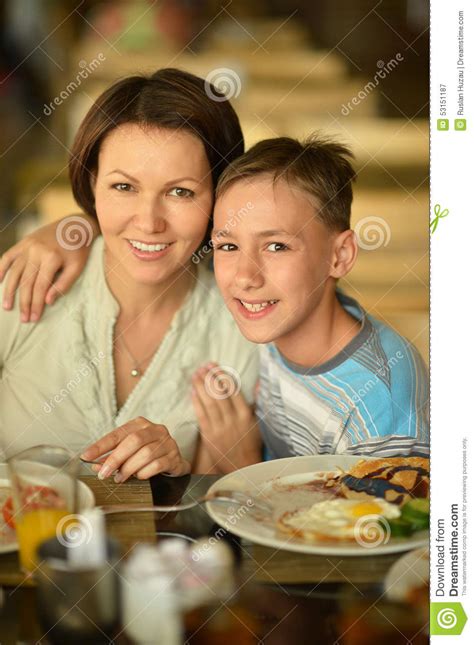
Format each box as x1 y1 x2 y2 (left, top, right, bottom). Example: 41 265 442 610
80 417 190 482
0 214 99 322
191 362 262 474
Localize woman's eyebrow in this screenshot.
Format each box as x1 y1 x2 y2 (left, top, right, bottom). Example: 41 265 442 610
106 169 139 183
105 171 201 185
163 176 201 185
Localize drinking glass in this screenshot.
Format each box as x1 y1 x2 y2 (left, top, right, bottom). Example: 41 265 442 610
8 444 79 572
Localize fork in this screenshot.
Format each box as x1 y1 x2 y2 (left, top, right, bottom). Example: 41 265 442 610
98 490 273 515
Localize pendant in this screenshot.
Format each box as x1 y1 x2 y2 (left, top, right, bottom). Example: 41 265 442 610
131 368 141 377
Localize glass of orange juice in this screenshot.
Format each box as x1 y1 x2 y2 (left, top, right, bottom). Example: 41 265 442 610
7 445 79 572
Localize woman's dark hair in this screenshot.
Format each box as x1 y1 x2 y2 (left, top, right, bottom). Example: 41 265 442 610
69 68 244 219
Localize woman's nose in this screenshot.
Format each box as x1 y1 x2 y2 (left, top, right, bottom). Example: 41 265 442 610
134 201 166 234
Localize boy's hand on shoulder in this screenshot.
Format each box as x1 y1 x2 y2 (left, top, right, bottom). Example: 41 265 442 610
191 362 262 473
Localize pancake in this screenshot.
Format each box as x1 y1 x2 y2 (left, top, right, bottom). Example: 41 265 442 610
336 457 429 505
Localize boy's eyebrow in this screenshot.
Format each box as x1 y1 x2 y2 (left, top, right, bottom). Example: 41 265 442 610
212 228 292 238
254 229 292 237
212 229 230 238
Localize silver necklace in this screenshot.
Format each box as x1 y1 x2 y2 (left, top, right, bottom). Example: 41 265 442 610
118 336 158 377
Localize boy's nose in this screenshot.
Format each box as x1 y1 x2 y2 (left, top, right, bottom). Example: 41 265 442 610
234 255 264 290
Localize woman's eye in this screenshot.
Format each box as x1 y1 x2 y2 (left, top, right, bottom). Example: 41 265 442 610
112 183 133 192
267 242 288 252
215 243 237 252
168 187 195 198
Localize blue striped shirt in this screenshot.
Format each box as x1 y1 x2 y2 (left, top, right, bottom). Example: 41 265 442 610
257 293 429 459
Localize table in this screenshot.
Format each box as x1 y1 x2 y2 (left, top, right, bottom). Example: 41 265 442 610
0 474 429 644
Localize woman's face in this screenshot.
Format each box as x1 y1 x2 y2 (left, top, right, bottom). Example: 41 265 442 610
94 123 213 286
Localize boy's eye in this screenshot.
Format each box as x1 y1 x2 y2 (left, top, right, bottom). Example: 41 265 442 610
168 187 195 198
112 183 133 192
215 243 237 252
267 242 288 252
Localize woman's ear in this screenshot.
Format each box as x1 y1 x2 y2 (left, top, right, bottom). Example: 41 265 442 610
329 229 358 279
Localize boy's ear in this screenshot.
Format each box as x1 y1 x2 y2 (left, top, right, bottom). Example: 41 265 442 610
329 229 358 279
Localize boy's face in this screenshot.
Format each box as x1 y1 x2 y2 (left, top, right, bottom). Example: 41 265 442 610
212 176 338 346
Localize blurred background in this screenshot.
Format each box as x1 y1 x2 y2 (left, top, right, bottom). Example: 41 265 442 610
0 0 429 361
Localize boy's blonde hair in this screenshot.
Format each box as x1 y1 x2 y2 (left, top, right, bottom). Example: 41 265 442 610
216 134 356 231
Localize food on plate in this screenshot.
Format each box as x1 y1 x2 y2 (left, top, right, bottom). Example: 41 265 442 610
1 495 15 529
1 484 65 530
275 458 430 543
326 457 429 505
277 497 400 542
386 498 429 537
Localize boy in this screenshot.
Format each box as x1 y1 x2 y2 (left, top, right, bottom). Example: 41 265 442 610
192 135 428 464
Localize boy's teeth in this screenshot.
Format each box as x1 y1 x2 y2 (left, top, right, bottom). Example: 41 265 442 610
129 240 170 252
240 300 276 312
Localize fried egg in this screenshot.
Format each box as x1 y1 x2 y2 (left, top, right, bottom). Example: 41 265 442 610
278 498 401 542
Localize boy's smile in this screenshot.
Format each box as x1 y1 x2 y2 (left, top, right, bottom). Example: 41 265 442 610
212 176 341 354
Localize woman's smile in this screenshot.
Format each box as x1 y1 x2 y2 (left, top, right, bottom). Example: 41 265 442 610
126 238 174 261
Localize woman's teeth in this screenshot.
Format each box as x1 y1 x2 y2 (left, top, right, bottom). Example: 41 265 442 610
240 300 277 312
129 240 170 252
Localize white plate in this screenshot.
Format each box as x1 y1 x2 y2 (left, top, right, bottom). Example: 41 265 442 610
0 463 95 555
205 455 429 556
384 546 429 600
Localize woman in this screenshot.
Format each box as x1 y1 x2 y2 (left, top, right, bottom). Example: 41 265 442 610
0 68 260 480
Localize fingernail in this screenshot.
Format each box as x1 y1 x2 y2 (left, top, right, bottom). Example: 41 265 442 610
30 313 38 322
3 300 11 310
191 387 197 396
114 472 123 484
98 464 112 480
